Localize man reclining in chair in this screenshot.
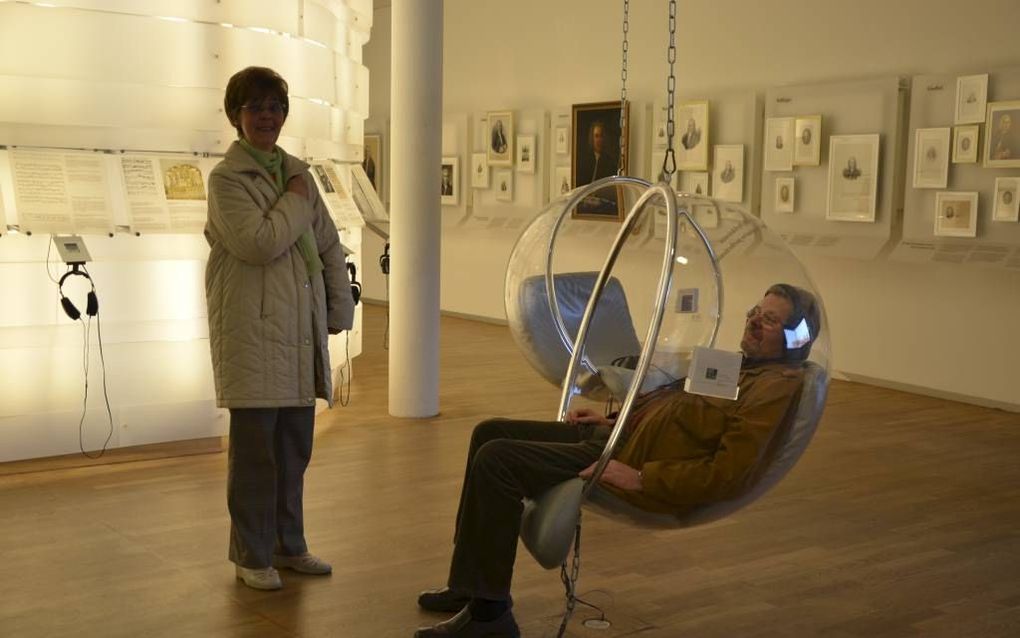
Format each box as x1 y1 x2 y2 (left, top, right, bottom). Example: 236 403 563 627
414 284 821 637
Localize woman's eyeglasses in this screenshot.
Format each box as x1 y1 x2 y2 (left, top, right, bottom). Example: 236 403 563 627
241 100 287 116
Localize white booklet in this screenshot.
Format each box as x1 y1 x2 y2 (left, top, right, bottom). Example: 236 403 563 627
683 346 743 400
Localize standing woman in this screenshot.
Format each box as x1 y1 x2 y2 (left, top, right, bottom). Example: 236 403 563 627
205 66 355 590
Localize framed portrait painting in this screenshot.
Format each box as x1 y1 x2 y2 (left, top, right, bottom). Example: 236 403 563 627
487 111 514 166
676 100 710 171
794 115 822 166
711 145 743 203
826 134 880 222
470 152 489 189
774 177 795 213
763 117 795 172
993 177 1020 222
955 74 988 125
934 191 978 237
952 125 980 164
362 133 382 195
494 168 514 202
912 127 950 189
571 100 629 219
516 135 536 174
440 156 458 206
984 101 1020 167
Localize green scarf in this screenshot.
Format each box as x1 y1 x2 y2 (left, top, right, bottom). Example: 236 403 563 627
239 138 323 277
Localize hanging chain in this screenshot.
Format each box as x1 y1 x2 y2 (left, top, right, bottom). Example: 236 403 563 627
555 520 584 638
618 0 629 176
661 0 678 180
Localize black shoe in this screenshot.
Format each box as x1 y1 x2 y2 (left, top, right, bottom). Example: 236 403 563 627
417 587 471 613
414 607 520 637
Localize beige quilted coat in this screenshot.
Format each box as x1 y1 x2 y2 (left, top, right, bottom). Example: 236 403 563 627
204 142 355 408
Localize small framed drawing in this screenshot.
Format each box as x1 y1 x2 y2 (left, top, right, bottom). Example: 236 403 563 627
913 127 950 189
763 117 795 171
827 134 880 222
676 100 710 171
362 133 382 195
680 171 709 197
555 127 568 154
440 156 458 206
516 135 536 174
553 166 572 197
793 115 822 166
774 177 795 213
494 168 514 202
712 145 743 203
653 120 668 149
984 101 1020 167
470 153 489 189
934 191 978 237
993 177 1020 222
952 125 980 164
487 111 514 166
955 74 988 125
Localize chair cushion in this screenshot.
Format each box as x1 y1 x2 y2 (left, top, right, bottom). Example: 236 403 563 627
519 477 585 570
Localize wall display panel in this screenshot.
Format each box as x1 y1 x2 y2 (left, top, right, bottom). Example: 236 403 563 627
119 154 218 234
310 160 363 229
761 76 907 260
893 70 1020 271
304 0 373 58
7 148 116 235
649 90 763 214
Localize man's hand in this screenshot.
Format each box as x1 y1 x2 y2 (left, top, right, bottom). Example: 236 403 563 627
579 460 642 492
287 174 310 200
566 407 613 428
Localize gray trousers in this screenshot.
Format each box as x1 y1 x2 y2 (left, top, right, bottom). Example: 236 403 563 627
447 418 610 600
227 406 315 568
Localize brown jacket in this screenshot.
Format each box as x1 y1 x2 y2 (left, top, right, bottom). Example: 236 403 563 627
204 142 355 408
609 361 805 514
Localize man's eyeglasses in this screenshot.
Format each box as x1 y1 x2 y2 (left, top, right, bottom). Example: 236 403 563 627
241 100 287 116
746 306 784 329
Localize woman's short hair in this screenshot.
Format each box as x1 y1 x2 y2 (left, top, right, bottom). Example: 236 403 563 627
223 66 289 138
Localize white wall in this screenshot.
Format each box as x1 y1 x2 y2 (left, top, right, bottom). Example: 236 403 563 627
362 0 1020 409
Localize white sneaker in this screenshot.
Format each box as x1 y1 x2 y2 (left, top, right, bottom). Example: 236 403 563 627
273 552 332 575
235 565 283 590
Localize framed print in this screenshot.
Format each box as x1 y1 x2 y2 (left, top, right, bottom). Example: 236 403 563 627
362 133 382 195
679 171 709 197
440 156 458 206
516 135 536 174
711 145 744 203
554 127 568 154
554 166 572 197
826 134 880 222
934 191 978 237
952 125 980 164
494 168 514 202
984 101 1020 167
955 74 988 125
487 111 514 166
470 152 489 189
993 177 1020 222
774 177 795 213
763 117 795 171
653 120 668 149
913 127 951 189
676 100 709 171
571 100 629 219
793 115 822 166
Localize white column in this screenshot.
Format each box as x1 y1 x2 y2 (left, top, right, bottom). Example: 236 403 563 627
388 0 443 417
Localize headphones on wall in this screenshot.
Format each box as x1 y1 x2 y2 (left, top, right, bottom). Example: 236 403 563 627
346 261 361 305
58 268 99 321
379 242 390 275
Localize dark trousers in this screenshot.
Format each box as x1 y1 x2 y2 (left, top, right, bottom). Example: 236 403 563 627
447 418 609 601
227 406 315 568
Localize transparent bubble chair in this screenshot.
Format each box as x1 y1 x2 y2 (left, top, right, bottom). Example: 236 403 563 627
503 176 832 631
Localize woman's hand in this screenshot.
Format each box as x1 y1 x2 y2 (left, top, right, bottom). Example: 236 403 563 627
579 460 642 491
287 174 310 200
566 407 613 428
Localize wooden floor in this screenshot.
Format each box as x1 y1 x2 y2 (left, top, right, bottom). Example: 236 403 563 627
1 304 1019 637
